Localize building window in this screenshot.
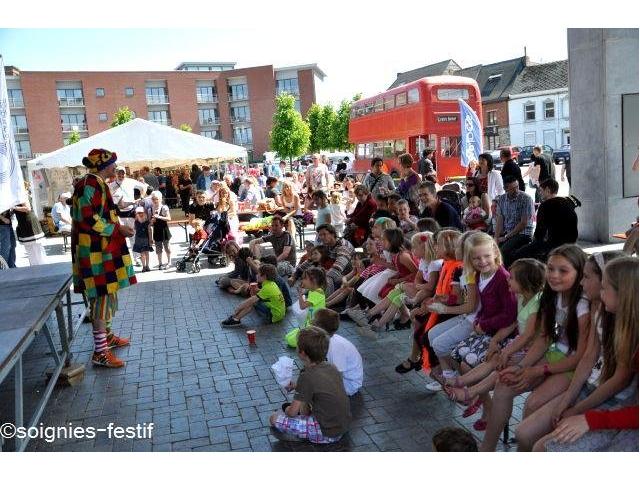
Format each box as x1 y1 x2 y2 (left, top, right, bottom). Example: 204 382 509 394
294 99 301 112
57 88 84 106
146 87 168 104
544 100 555 119
407 88 419 104
228 84 248 101
562 96 570 119
487 110 497 126
8 89 24 108
61 113 87 131
524 103 536 122
524 132 536 145
395 92 407 107
198 108 218 126
231 106 251 123
200 130 219 140
276 78 299 96
96 88 105 97
196 86 217 103
16 140 32 159
148 110 170 125
125 87 134 97
99 113 108 122
233 126 252 145
11 115 28 134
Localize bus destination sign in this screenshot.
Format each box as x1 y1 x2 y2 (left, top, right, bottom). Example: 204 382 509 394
437 115 458 123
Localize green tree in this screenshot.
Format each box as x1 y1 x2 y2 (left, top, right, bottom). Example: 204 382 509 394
67 130 81 145
178 123 193 132
317 104 337 151
305 103 322 153
333 99 352 151
110 106 135 128
270 93 310 166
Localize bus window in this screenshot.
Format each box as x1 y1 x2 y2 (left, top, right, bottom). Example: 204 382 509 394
350 107 356 119
384 96 394 110
437 88 470 101
383 140 394 158
365 143 373 159
365 102 374 114
374 98 384 112
357 144 366 157
408 88 419 104
373 142 384 159
394 139 406 156
396 92 407 107
440 136 461 157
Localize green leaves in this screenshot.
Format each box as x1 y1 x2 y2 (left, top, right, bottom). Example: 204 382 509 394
110 106 134 128
67 131 81 144
178 123 193 132
270 93 310 161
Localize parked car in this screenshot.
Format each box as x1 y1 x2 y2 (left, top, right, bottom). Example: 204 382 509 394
488 150 503 170
517 145 554 165
552 144 571 164
487 145 519 170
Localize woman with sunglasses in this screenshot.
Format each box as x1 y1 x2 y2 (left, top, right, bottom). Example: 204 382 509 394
462 176 492 226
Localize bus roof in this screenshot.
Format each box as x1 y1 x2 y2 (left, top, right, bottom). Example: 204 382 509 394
353 75 480 107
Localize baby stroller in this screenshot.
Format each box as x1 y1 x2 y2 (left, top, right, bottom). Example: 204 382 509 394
176 211 231 273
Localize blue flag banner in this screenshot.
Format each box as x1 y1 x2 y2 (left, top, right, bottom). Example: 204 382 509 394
0 55 26 212
458 98 483 168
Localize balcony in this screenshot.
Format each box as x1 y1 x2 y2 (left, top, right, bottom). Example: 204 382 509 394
61 123 88 132
196 94 218 103
231 116 251 124
228 94 249 102
150 119 171 126
13 127 29 135
276 89 300 97
146 95 170 105
199 118 220 127
233 139 253 147
18 153 32 160
9 98 24 108
58 98 85 107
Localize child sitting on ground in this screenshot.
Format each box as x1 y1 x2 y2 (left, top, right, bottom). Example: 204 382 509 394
313 308 363 396
463 195 488 231
260 255 293 308
269 326 352 444
221 263 285 328
286 267 327 348
217 241 256 295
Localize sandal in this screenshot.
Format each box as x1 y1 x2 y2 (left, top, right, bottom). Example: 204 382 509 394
444 385 477 407
395 357 422 374
462 397 484 418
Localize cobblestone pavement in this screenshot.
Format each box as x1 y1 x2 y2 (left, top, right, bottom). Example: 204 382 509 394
0 265 524 452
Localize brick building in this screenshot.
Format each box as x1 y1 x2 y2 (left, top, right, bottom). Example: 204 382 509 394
6 62 325 166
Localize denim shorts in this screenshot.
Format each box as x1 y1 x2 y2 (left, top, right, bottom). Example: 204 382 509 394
254 300 272 322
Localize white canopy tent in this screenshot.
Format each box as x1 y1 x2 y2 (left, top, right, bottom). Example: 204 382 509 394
27 118 247 216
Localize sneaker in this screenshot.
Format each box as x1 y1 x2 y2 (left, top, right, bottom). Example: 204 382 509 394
92 350 125 368
107 333 130 349
221 316 242 328
425 380 443 392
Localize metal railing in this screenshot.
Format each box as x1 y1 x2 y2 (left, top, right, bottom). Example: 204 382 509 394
18 153 32 160
276 89 300 97
233 139 253 146
228 94 249 102
196 94 218 103
61 123 88 132
58 98 85 107
199 118 220 126
9 98 24 108
146 95 170 105
231 116 251 124
150 119 171 126
14 127 29 134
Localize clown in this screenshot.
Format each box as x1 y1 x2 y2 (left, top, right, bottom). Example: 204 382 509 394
71 149 137 368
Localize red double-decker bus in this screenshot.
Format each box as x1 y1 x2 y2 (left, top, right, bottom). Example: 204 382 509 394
348 76 483 183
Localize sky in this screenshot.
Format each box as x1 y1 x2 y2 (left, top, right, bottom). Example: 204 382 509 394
0 1 632 107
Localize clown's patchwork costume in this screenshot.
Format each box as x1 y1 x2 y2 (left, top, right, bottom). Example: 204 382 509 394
72 149 136 368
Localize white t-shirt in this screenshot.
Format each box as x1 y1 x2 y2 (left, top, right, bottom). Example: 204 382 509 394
329 203 346 226
553 295 590 354
327 334 363 396
419 258 443 282
109 177 147 209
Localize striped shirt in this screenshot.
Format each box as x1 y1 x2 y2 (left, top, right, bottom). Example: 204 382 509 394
495 191 534 237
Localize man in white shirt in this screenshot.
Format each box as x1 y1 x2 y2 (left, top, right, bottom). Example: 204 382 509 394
109 166 148 264
305 154 331 192
51 192 73 233
313 309 363 396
